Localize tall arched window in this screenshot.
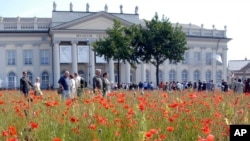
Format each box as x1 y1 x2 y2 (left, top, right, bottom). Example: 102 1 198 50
206 70 212 82
114 73 118 83
8 72 16 88
169 70 176 82
146 70 150 82
27 71 33 83
41 71 49 89
182 70 188 82
193 70 200 82
216 70 222 83
131 70 137 83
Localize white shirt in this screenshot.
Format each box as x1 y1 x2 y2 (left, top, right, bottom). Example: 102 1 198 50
70 79 76 89
74 76 81 88
34 82 41 91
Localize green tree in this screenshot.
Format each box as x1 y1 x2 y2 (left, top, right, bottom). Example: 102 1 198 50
131 13 188 86
93 19 132 88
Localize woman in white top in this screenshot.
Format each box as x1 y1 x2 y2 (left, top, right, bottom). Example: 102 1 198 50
69 74 76 98
102 72 111 96
34 77 43 96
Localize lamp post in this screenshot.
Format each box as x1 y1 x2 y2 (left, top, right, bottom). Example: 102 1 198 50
87 39 91 86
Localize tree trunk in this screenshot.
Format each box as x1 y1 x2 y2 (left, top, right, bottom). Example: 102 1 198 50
156 64 159 87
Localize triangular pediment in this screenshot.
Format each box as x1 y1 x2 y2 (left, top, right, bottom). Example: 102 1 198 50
53 12 133 30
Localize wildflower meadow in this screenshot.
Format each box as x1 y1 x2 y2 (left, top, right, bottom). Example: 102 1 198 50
0 89 249 141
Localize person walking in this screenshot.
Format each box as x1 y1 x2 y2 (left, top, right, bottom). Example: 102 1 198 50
92 69 103 94
102 72 111 96
69 74 76 98
34 77 43 96
58 71 70 100
20 71 33 100
74 72 83 97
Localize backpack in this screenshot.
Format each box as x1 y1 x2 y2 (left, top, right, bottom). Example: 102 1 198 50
80 77 86 88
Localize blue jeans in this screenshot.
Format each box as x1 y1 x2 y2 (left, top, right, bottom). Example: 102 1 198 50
62 90 70 99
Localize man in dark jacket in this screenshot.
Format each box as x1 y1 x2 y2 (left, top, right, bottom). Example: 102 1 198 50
20 71 33 99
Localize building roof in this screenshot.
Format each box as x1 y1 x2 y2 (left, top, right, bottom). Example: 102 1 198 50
228 60 250 71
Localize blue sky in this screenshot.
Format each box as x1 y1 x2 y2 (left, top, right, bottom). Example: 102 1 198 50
0 0 249 62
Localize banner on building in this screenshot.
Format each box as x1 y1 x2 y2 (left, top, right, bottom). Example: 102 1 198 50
60 45 72 63
78 45 89 63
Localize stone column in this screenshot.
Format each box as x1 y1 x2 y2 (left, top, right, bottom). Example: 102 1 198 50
16 44 23 86
108 59 114 82
201 48 205 81
89 43 95 86
125 61 131 83
212 48 216 82
53 41 60 88
71 41 78 73
141 63 146 82
223 48 228 81
0 45 5 81
33 44 40 81
177 63 181 82
189 48 194 82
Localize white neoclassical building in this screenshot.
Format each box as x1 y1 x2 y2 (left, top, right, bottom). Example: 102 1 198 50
0 3 231 89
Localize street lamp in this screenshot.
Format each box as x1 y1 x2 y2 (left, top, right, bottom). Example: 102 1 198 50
87 39 91 86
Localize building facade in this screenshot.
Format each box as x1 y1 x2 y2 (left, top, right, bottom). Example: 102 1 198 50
228 58 250 84
0 3 231 89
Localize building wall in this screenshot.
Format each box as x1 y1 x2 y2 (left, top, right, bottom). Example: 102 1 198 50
0 10 230 89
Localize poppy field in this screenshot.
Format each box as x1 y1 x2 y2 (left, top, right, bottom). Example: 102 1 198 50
0 89 249 141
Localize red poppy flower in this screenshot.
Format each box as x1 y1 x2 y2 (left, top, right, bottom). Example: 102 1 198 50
53 138 61 141
166 126 174 132
206 134 215 141
70 116 79 123
2 130 8 137
30 121 39 129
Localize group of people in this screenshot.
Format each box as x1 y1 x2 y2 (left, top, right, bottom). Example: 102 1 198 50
58 69 111 100
92 69 111 97
58 71 86 99
20 71 43 101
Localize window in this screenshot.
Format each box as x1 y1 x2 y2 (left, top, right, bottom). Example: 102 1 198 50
40 50 49 65
7 50 16 65
206 52 212 65
194 52 201 61
182 52 189 64
146 70 150 82
159 70 163 83
130 73 133 83
41 71 49 89
206 70 212 82
216 70 222 83
194 70 200 82
182 70 188 82
27 72 33 83
24 50 32 65
169 70 176 82
115 73 118 83
8 72 16 88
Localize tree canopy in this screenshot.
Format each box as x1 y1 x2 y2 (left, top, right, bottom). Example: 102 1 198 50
128 13 188 85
